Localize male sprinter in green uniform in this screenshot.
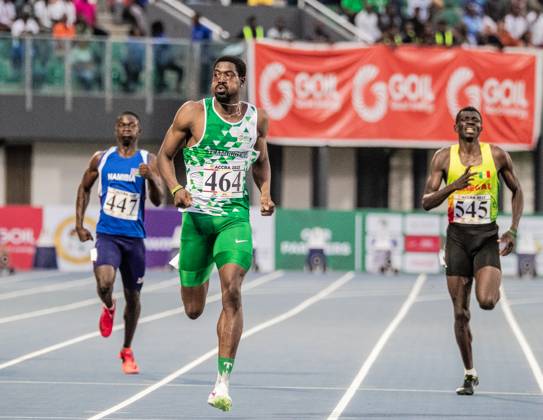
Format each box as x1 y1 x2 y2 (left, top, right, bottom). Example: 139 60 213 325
157 55 274 411
422 106 523 395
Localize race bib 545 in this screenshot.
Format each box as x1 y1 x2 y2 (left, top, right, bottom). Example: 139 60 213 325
452 194 491 224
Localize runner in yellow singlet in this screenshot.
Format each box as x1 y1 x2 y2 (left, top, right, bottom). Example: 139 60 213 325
422 106 524 395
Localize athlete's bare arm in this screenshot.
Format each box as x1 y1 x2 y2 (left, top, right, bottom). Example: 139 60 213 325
252 108 275 216
157 101 204 208
492 145 524 255
422 148 476 210
76 151 103 242
140 153 164 207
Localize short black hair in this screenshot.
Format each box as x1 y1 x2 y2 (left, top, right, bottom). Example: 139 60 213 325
455 106 482 124
118 111 141 122
213 56 246 79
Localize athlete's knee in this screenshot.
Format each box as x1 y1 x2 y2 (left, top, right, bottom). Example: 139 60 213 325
478 297 496 310
124 290 141 310
453 307 470 323
97 282 114 297
222 284 242 311
185 304 204 320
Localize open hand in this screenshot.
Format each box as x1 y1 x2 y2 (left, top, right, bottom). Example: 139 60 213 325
452 165 476 191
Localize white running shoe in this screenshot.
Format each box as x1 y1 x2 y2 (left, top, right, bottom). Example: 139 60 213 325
207 381 232 412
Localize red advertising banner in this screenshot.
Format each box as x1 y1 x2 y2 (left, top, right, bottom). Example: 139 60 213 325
249 42 542 150
404 235 441 253
0 206 43 270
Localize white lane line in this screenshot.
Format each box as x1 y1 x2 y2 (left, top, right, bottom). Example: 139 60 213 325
0 277 93 301
1 380 542 398
327 273 427 420
0 278 178 325
0 271 284 371
0 271 70 286
87 271 355 420
500 285 543 393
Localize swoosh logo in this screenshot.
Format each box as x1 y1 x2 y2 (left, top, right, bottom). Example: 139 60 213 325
235 239 248 244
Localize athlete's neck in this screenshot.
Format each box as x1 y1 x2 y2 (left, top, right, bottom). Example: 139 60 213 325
117 143 138 157
214 97 244 117
458 138 480 154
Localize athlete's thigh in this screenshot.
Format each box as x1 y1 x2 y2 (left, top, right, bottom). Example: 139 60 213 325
445 225 474 278
213 218 253 272
447 275 473 310
179 213 214 287
474 266 501 302
93 233 122 281
119 237 146 291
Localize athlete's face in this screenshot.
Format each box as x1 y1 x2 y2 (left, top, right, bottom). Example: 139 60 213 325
115 115 141 147
211 62 244 102
454 110 482 142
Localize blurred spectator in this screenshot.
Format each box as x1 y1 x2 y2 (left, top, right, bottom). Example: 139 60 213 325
477 10 502 47
267 16 295 41
123 0 147 35
504 1 529 44
341 0 363 23
48 0 76 26
238 15 263 40
407 6 426 38
402 20 421 43
307 23 332 42
122 26 145 92
0 0 15 32
379 3 403 34
52 14 75 39
406 0 432 22
434 19 456 46
528 7 543 46
432 0 462 28
381 23 404 45
366 0 388 14
151 20 184 94
74 0 96 28
11 7 39 72
191 12 211 41
34 0 52 30
462 2 483 45
11 7 39 37
355 3 381 43
70 38 99 90
485 0 509 23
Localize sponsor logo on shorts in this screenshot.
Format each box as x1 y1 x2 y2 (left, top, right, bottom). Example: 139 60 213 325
137 277 144 284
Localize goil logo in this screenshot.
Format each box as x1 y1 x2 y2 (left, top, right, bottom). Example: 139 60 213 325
259 62 340 120
352 65 435 123
446 67 529 120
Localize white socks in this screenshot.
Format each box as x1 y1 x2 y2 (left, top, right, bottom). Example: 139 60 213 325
465 368 477 376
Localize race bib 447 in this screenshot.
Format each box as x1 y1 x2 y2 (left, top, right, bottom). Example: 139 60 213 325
103 187 140 221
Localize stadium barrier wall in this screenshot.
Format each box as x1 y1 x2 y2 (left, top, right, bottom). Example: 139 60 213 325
1 206 541 276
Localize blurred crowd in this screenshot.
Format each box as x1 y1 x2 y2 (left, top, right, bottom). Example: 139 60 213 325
0 0 151 38
339 0 543 47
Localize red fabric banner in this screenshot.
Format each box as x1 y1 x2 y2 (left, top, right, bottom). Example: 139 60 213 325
0 206 43 270
249 42 541 150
